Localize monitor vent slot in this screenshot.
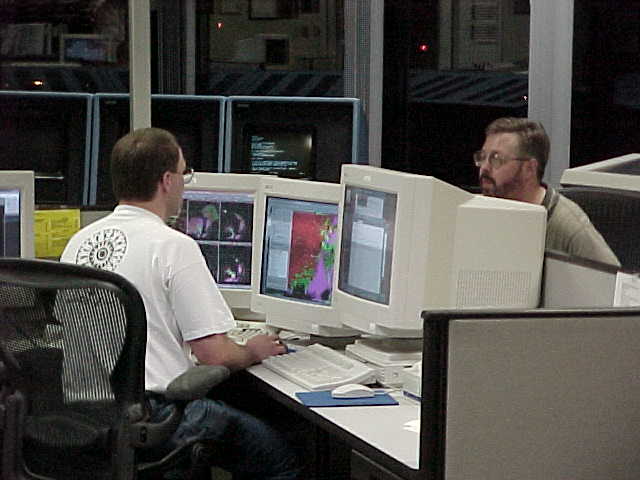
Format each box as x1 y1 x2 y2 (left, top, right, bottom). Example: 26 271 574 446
456 270 531 307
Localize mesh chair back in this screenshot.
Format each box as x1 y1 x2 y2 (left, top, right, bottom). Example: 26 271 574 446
559 186 640 272
0 258 147 479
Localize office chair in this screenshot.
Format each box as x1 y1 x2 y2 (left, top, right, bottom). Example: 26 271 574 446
559 186 640 272
0 258 230 480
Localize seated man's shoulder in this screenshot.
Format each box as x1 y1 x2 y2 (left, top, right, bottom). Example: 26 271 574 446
553 193 592 225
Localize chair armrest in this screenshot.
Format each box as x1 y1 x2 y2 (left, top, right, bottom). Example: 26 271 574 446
164 365 230 402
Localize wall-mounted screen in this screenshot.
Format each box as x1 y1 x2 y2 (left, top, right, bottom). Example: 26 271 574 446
226 96 364 183
0 91 92 206
91 94 224 207
243 124 315 178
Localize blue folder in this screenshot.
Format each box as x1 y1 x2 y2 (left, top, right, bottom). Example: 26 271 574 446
295 390 399 407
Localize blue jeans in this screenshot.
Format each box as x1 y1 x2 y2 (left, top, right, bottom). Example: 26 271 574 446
148 396 302 480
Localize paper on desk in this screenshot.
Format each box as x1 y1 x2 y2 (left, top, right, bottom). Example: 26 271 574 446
614 272 640 307
403 419 420 433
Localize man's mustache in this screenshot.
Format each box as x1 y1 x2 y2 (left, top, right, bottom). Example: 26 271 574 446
479 173 495 185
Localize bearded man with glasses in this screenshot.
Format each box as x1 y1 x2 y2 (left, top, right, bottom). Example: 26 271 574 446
475 117 619 267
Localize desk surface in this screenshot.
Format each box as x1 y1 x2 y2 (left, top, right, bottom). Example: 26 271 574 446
248 364 421 471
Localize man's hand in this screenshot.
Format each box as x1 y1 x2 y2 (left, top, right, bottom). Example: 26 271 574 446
246 334 287 363
189 332 285 371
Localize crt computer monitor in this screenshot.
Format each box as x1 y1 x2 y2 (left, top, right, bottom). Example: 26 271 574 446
242 124 315 179
560 153 640 193
0 171 35 258
251 177 354 336
90 93 225 207
225 96 364 183
334 165 547 338
173 173 263 320
0 91 92 206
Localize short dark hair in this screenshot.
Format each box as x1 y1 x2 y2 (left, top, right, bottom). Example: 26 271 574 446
111 127 180 201
485 117 550 181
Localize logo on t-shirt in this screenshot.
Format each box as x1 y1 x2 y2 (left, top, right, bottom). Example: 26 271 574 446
76 228 128 271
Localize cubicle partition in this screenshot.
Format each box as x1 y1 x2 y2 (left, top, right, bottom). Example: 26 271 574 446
541 249 618 308
421 308 640 480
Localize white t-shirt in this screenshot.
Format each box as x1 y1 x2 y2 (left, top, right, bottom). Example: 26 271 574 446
61 205 235 393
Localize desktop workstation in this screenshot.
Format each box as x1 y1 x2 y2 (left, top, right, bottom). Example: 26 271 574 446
3 117 640 479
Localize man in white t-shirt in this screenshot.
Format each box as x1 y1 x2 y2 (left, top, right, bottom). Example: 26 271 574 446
61 127 300 479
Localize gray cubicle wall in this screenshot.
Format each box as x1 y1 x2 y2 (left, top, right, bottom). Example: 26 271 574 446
421 308 640 480
224 96 366 183
541 250 618 308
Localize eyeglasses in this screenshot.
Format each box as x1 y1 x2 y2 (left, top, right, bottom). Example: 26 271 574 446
182 167 195 184
473 151 530 169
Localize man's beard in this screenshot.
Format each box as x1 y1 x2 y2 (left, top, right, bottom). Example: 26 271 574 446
478 164 524 200
479 173 497 196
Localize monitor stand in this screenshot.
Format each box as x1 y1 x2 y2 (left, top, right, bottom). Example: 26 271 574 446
345 337 422 387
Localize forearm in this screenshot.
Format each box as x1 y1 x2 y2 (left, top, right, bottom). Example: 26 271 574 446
190 334 258 371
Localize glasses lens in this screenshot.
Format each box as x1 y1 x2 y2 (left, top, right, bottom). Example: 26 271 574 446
473 151 485 167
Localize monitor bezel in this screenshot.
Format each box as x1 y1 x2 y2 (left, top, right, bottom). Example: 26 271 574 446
251 176 353 336
560 153 640 193
182 173 265 316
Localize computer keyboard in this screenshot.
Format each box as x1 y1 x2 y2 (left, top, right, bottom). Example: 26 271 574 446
262 343 377 391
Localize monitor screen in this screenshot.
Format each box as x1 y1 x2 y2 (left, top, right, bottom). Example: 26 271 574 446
0 171 35 258
261 196 338 305
243 125 315 178
226 97 363 183
175 189 253 289
61 34 114 63
338 186 397 305
0 189 21 257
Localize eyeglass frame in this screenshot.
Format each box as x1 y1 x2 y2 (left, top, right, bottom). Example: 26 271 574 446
473 151 531 170
180 167 195 184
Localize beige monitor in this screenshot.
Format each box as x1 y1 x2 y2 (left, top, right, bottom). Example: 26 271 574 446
560 153 640 192
335 165 547 338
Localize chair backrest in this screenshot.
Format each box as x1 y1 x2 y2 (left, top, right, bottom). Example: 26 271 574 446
559 186 640 272
0 258 147 479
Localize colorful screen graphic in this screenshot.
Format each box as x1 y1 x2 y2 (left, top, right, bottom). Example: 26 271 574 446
174 190 254 288
261 196 338 305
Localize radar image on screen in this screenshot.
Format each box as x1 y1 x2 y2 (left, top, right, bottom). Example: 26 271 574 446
338 186 397 305
261 197 338 305
174 190 253 287
244 126 315 178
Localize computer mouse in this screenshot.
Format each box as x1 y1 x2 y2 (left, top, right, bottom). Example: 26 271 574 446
330 383 375 399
